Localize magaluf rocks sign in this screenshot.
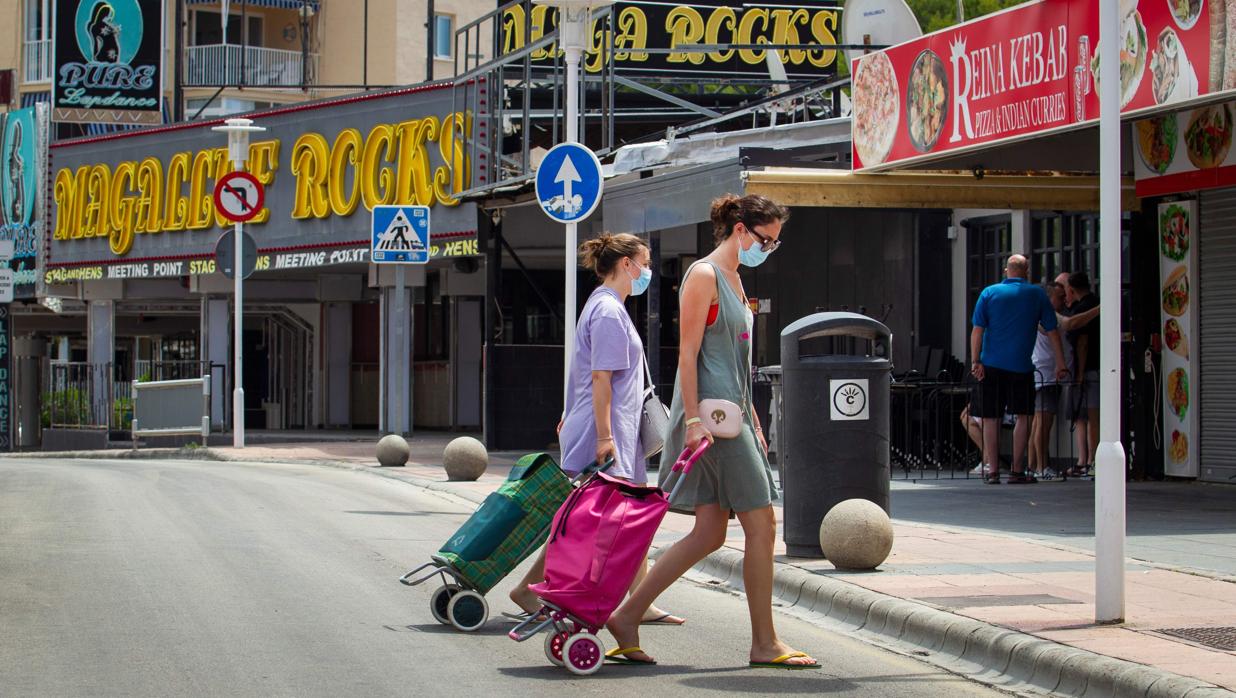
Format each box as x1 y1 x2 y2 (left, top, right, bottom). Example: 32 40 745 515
53 0 164 126
46 84 478 282
851 0 1227 171
500 0 842 77
0 104 48 299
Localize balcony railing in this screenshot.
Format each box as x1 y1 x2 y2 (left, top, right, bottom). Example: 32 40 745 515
183 44 317 88
23 39 52 84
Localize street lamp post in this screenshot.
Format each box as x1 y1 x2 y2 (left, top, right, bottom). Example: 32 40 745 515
534 0 613 398
212 117 266 449
299 1 314 89
1095 0 1126 624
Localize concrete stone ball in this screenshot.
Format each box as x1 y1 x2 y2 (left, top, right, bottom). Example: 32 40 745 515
819 498 894 570
376 434 410 467
443 436 488 481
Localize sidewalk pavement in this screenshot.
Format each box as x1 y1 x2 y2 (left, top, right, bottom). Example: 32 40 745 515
16 434 1236 696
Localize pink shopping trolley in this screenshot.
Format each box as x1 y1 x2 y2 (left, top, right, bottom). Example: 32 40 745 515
508 441 710 675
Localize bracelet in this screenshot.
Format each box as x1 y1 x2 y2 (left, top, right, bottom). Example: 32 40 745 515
597 436 614 442
685 417 703 427
754 426 763 433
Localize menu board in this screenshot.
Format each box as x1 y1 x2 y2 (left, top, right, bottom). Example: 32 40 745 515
852 0 1229 171
1158 200 1199 478
1134 100 1236 196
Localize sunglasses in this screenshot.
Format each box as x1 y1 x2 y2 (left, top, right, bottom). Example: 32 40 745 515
743 222 782 253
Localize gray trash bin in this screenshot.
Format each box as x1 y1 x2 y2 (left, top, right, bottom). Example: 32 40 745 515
780 312 891 558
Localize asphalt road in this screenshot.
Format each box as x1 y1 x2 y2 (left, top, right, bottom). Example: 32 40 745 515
0 458 1000 697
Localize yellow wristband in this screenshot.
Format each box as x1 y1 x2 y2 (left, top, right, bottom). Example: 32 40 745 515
685 417 703 427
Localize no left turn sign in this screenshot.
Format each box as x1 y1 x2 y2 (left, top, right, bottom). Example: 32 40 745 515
213 171 265 223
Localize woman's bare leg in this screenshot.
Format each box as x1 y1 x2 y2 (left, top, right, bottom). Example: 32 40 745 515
738 506 816 666
605 504 730 662
630 556 685 623
508 547 546 614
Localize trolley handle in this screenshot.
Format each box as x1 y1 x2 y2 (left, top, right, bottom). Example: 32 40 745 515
569 456 615 485
663 441 711 502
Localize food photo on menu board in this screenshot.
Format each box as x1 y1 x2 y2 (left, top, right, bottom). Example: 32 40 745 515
1157 200 1198 474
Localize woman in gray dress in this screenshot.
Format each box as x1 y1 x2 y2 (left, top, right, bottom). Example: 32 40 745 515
605 194 818 669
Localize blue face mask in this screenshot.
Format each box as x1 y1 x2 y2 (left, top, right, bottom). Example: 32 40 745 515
629 264 652 296
738 232 772 268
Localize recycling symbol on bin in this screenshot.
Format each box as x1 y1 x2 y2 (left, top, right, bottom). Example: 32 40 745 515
831 380 869 420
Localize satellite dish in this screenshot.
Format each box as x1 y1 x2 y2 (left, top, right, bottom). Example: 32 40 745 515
841 0 923 67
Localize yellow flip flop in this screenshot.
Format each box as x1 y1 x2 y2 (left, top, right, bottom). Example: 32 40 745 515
749 652 821 670
605 646 657 665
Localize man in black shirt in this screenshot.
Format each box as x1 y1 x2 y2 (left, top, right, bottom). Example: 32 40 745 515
1065 272 1100 476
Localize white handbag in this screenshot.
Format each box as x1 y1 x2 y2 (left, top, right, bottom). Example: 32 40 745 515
639 353 670 458
697 398 744 439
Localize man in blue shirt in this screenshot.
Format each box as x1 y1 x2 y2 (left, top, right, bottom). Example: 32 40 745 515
971 255 1069 484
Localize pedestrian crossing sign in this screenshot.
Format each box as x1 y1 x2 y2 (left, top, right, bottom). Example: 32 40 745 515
371 205 430 264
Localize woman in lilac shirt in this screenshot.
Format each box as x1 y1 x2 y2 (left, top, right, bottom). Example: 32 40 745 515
507 233 683 626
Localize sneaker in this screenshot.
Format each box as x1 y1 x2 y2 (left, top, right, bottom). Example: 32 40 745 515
1040 467 1059 481
970 463 987 476
1008 472 1039 484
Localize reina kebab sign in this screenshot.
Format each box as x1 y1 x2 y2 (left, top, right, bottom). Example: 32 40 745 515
851 0 1219 171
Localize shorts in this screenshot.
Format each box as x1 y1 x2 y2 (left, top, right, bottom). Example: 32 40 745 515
1035 384 1061 414
973 366 1035 418
1066 373 1100 420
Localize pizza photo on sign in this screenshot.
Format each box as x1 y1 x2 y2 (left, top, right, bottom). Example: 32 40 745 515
1185 103 1233 168
1168 0 1203 29
906 49 948 153
1159 202 1190 261
1092 4 1148 108
852 51 899 167
1137 116 1178 173
1165 317 1189 357
1162 264 1190 316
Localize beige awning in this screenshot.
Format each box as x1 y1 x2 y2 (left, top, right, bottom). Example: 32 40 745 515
744 168 1138 212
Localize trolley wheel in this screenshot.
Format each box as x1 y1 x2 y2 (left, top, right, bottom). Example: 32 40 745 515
544 630 570 667
446 590 489 632
562 632 604 676
429 584 460 625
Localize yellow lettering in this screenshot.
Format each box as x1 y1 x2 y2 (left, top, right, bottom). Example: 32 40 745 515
530 5 556 60
436 112 470 206
737 8 770 64
360 124 397 208
185 149 218 231
396 117 438 206
133 157 163 234
291 132 330 219
52 168 81 240
502 4 525 55
770 9 810 65
108 162 137 256
246 140 279 223
614 7 648 62
666 7 706 64
808 10 839 69
163 151 191 232
327 128 363 216
704 7 737 63
84 164 112 241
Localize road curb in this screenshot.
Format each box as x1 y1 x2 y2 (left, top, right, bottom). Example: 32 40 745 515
692 547 1233 697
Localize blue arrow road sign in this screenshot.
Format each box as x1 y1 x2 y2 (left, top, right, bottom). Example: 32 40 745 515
535 142 603 224
371 205 430 264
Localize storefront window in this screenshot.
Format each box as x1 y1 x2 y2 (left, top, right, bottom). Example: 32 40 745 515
966 216 1012 314
1031 213 1101 285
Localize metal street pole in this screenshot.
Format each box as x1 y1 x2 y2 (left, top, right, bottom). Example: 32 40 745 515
212 118 266 449
1095 0 1126 624
394 264 406 435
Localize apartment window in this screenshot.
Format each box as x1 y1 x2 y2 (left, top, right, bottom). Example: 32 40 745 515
23 0 51 84
434 14 454 59
1030 213 1101 285
192 10 264 47
965 216 1013 322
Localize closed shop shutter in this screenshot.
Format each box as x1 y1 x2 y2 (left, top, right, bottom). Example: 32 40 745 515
1199 188 1236 483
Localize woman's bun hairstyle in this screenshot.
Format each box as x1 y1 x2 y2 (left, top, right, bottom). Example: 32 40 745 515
579 232 648 279
709 193 790 245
